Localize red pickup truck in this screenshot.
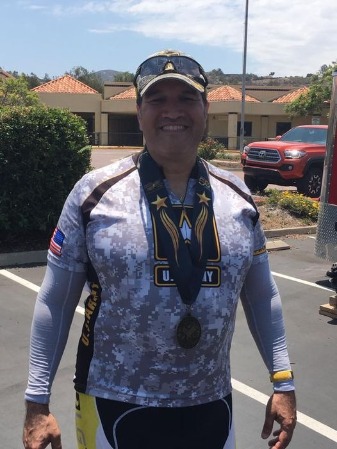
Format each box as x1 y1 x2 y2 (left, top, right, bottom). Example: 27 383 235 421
241 125 327 197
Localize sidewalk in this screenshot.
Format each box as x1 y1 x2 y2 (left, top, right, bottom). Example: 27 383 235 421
0 225 316 268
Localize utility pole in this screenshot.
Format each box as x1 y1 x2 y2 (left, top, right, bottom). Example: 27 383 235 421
239 0 249 152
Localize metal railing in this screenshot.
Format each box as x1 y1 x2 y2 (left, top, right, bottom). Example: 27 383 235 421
89 132 143 147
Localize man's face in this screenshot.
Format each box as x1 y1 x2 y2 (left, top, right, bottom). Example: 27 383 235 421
137 79 209 161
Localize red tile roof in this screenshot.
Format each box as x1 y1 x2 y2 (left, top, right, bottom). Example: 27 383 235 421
111 87 136 99
111 84 260 102
273 86 309 103
208 85 259 102
32 75 99 94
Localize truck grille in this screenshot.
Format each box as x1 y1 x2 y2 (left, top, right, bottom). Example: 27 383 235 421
247 148 281 163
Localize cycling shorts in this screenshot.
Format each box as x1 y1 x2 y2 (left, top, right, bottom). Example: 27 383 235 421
75 392 235 449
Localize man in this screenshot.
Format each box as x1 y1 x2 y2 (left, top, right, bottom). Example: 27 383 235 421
23 50 296 449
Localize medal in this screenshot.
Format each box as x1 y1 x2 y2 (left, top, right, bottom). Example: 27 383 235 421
176 314 201 349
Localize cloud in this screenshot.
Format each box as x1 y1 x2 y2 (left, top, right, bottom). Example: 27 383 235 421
28 0 337 75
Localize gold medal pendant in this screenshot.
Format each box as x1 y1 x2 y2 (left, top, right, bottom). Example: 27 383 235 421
176 314 201 349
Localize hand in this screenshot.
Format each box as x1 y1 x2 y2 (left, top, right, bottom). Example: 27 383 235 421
261 391 296 449
23 401 62 449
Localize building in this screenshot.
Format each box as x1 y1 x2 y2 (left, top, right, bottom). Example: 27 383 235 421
32 75 329 149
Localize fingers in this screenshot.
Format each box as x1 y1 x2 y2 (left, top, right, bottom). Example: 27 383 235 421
261 421 273 440
261 392 296 449
261 395 274 439
51 434 62 449
268 429 293 449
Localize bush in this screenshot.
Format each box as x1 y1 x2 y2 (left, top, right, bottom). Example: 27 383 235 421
198 137 226 160
0 106 91 235
265 189 319 223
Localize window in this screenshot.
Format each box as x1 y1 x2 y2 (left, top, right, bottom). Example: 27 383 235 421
276 122 291 136
237 121 252 137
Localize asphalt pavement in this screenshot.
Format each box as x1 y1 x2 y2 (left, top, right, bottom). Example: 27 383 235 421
1 235 336 449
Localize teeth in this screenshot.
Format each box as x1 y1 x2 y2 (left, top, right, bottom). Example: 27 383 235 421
162 125 185 131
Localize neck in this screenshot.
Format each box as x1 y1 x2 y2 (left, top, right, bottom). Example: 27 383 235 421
148 150 197 199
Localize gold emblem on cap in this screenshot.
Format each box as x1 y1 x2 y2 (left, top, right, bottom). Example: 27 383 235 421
164 62 175 72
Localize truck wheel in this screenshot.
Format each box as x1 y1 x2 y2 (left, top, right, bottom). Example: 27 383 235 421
297 167 322 197
244 175 268 193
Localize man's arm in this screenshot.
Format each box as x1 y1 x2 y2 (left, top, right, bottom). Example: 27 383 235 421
240 256 296 448
23 263 86 448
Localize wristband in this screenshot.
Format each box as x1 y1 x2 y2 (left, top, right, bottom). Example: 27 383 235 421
270 370 294 383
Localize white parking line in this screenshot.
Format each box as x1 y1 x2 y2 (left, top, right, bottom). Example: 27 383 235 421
0 269 85 315
1 268 337 442
0 269 40 292
272 271 332 291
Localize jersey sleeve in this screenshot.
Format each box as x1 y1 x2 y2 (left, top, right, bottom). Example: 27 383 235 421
47 179 89 272
240 222 295 392
25 262 87 404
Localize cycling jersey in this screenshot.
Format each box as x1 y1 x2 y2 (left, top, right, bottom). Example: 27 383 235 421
25 155 294 406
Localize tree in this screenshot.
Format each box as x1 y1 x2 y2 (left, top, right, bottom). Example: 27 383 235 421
67 66 104 94
22 72 51 89
286 62 337 117
114 71 134 82
8 71 51 89
0 76 40 107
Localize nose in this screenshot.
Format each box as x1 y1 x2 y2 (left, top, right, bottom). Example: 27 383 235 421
161 98 184 119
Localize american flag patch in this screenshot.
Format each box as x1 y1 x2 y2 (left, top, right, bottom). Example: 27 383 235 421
49 227 65 257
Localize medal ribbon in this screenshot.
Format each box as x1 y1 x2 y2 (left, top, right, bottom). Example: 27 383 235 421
137 149 214 306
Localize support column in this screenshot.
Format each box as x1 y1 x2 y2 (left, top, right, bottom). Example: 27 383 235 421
261 115 269 140
100 113 109 146
227 113 238 150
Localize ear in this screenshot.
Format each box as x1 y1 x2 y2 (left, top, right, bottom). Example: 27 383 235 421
136 105 143 131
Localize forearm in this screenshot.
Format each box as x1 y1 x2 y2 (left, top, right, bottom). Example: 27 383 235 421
25 262 86 403
240 257 294 391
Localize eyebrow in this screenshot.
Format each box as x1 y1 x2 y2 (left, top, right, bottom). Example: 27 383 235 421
145 86 199 98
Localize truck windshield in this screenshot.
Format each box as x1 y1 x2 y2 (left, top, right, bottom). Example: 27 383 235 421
280 127 327 144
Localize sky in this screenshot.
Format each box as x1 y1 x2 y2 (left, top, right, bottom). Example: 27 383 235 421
2 0 337 79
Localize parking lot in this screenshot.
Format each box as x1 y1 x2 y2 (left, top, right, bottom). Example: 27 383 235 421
1 149 336 449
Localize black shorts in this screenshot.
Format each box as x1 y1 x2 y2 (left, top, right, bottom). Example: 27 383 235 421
75 392 235 449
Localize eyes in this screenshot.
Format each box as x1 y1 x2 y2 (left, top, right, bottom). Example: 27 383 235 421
145 93 200 105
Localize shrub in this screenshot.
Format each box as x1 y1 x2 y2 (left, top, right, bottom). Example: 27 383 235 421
215 151 240 161
198 137 226 160
265 189 319 223
0 106 91 235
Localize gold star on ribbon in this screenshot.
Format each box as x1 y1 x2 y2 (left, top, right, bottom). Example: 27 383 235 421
197 191 211 205
152 195 168 210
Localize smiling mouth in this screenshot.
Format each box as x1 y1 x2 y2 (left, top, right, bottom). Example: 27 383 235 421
160 124 188 132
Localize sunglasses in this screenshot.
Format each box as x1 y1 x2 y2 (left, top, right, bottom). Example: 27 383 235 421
134 55 208 88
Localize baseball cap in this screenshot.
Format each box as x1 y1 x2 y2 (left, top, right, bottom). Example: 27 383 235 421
133 50 208 98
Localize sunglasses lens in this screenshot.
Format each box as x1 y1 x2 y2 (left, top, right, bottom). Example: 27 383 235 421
139 56 205 81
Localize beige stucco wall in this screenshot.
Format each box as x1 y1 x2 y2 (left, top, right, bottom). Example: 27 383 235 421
37 92 103 133
36 88 329 150
101 99 137 114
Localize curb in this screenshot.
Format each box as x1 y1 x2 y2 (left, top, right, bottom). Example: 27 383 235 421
0 250 48 268
211 159 242 170
0 226 317 268
265 225 316 238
